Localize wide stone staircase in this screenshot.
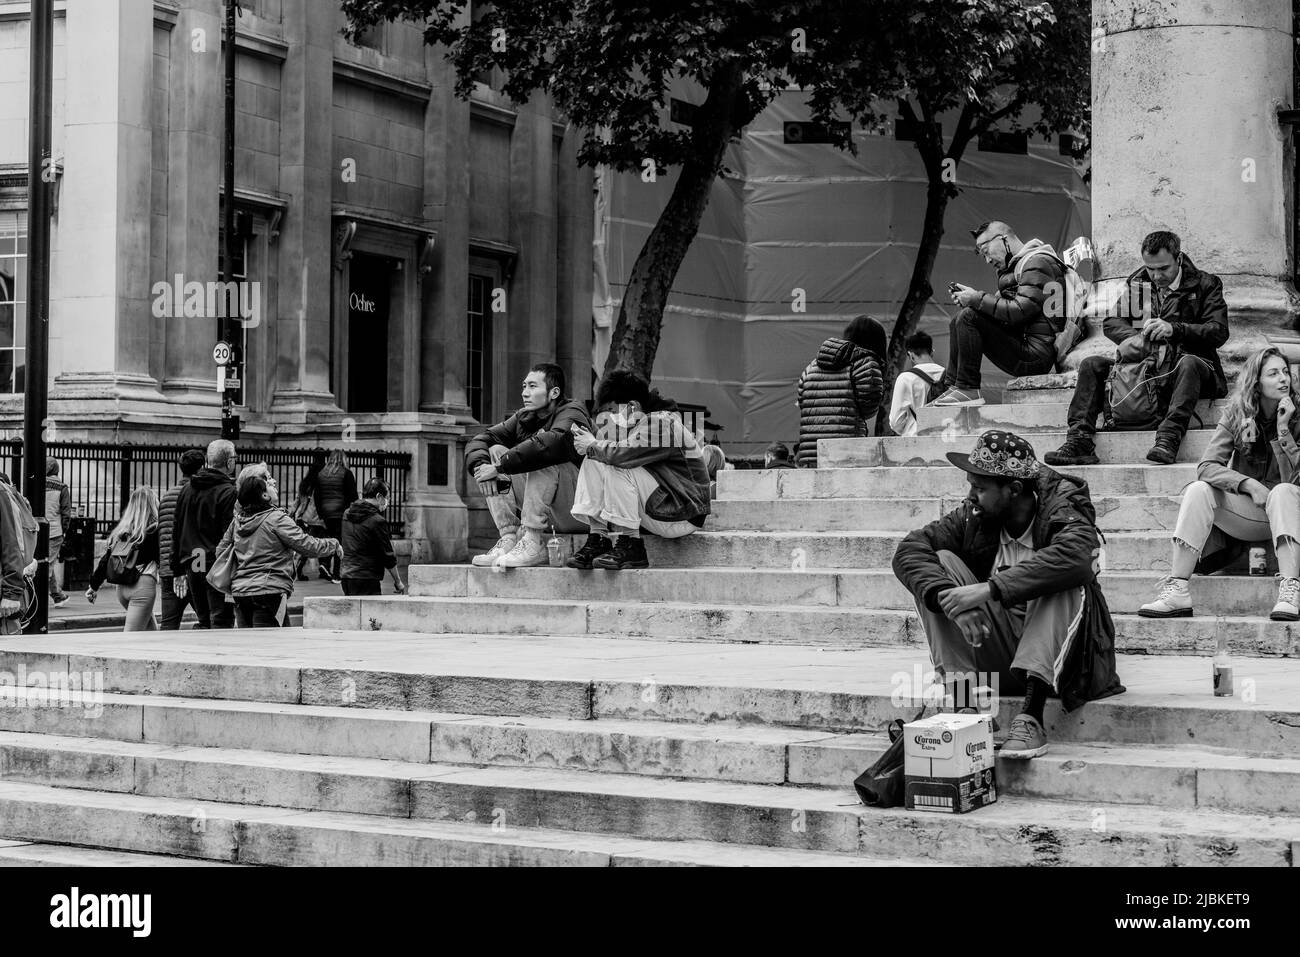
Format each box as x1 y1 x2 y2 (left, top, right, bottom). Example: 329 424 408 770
1 386 1298 866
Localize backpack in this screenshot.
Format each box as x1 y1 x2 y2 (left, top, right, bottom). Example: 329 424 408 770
1102 344 1191 431
908 367 945 406
0 477 38 570
1014 242 1090 369
104 535 142 586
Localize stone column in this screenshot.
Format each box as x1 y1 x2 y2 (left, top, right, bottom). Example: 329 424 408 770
54 0 157 394
507 91 556 387
555 125 595 400
269 0 335 411
1092 0 1296 374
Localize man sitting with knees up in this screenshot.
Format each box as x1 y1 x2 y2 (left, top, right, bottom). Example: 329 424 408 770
464 363 592 568
892 430 1124 759
566 371 711 571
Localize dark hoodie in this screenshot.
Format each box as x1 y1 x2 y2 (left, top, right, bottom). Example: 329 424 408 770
340 499 396 580
892 466 1125 711
795 338 883 468
213 502 339 597
464 397 592 476
171 467 237 577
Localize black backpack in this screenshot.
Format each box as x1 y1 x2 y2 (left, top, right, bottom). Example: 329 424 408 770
908 367 946 405
104 535 142 586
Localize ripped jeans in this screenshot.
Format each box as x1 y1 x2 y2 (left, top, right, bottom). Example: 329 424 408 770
1172 481 1300 558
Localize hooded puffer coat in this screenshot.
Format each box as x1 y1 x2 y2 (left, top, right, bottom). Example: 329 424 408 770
795 337 883 468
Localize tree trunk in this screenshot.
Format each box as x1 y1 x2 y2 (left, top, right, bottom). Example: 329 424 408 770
875 176 951 433
601 64 746 383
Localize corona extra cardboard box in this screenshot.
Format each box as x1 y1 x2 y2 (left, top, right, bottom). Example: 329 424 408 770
903 713 996 813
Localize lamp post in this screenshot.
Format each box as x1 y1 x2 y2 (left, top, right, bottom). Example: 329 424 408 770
21 0 54 635
220 0 240 440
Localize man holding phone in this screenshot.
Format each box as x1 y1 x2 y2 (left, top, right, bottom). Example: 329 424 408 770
463 363 591 568
934 221 1065 408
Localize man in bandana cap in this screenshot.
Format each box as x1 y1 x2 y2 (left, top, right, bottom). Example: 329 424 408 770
893 430 1125 758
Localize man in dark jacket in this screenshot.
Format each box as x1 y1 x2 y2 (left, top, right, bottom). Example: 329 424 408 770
1046 231 1228 467
171 439 238 628
464 362 591 567
937 222 1064 407
44 459 72 607
795 317 885 469
340 478 405 596
893 430 1125 759
159 448 205 630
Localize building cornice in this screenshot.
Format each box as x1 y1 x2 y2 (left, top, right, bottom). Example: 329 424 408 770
334 60 432 106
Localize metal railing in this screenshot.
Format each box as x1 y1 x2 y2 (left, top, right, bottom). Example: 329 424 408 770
1 441 411 537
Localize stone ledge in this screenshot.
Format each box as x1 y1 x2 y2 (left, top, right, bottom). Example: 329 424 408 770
1005 372 1079 392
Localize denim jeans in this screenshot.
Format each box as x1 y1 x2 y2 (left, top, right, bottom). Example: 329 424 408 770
1066 353 1217 439
946 308 1055 390
116 575 158 632
159 576 193 630
186 568 234 629
47 535 66 601
484 444 585 535
570 458 697 539
1172 481 1300 556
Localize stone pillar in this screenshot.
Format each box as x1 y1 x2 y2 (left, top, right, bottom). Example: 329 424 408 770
418 49 470 416
507 92 556 387
269 0 336 411
556 125 595 401
161 0 221 399
54 0 158 395
1092 0 1297 375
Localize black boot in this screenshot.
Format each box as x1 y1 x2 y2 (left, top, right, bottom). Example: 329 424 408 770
566 533 613 569
1044 433 1099 466
1146 431 1181 465
593 535 650 570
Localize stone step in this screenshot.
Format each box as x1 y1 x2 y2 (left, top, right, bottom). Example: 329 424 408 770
407 565 1285 617
709 494 1185 532
915 400 1226 436
719 464 1199 500
819 429 1212 468
4 634 1299 750
304 593 1300 656
0 688 825 786
789 738 1300 816
0 780 915 867
645 529 1171 571
1003 387 1075 405
0 839 242 867
3 737 1294 867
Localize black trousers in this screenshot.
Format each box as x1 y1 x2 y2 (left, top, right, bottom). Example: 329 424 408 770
186 568 234 629
946 308 1055 390
159 576 193 630
341 578 382 596
1067 353 1217 439
235 593 284 628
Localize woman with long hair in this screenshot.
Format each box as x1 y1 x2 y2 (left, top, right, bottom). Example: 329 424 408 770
1140 346 1300 621
795 314 885 468
313 449 357 582
291 448 328 581
86 486 161 631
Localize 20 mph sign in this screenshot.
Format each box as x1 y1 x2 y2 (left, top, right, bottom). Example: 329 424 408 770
213 341 233 366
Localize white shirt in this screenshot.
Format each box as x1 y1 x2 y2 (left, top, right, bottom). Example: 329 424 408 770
889 361 945 437
995 523 1036 572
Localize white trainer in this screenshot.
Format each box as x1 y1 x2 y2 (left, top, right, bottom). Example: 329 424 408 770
471 533 519 567
494 535 548 568
1138 576 1192 618
932 388 985 408
1270 576 1300 622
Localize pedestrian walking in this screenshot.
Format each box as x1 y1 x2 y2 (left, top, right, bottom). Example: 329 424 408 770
313 449 357 582
171 439 238 628
44 459 71 608
158 448 205 630
340 477 405 596
85 486 160 632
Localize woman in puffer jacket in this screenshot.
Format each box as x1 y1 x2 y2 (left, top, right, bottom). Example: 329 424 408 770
215 463 341 628
796 315 886 468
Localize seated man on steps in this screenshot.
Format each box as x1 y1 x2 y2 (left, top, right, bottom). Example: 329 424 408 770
464 363 592 568
935 221 1063 408
893 430 1124 759
1046 230 1229 467
566 371 711 571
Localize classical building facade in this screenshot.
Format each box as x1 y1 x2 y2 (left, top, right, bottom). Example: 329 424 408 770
0 0 593 561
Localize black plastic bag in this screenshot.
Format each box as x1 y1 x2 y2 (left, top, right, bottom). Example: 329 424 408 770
853 709 924 808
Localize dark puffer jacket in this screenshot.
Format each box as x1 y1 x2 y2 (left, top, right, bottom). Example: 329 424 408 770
972 239 1066 343
795 338 883 468
892 466 1125 712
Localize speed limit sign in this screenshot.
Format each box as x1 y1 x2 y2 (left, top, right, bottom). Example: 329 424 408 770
212 341 233 366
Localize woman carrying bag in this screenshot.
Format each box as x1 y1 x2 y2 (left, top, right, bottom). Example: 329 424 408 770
210 463 341 628
86 487 161 632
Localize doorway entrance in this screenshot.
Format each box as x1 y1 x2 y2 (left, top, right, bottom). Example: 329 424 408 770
347 253 391 413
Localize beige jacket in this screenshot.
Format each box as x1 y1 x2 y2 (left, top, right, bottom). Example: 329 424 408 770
1198 414 1300 492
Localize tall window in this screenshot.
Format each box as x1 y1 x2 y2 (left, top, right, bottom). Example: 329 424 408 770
467 273 492 422
217 227 249 406
0 212 26 395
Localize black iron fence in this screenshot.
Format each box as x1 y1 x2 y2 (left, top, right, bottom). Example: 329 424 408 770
1 441 411 537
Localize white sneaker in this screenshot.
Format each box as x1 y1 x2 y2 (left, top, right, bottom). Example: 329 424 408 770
494 536 548 568
1138 576 1192 618
932 388 985 408
1271 576 1300 621
472 533 519 567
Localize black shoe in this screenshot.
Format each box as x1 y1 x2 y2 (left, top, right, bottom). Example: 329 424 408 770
592 536 649 570
1044 434 1099 466
1146 433 1181 465
566 533 613 569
